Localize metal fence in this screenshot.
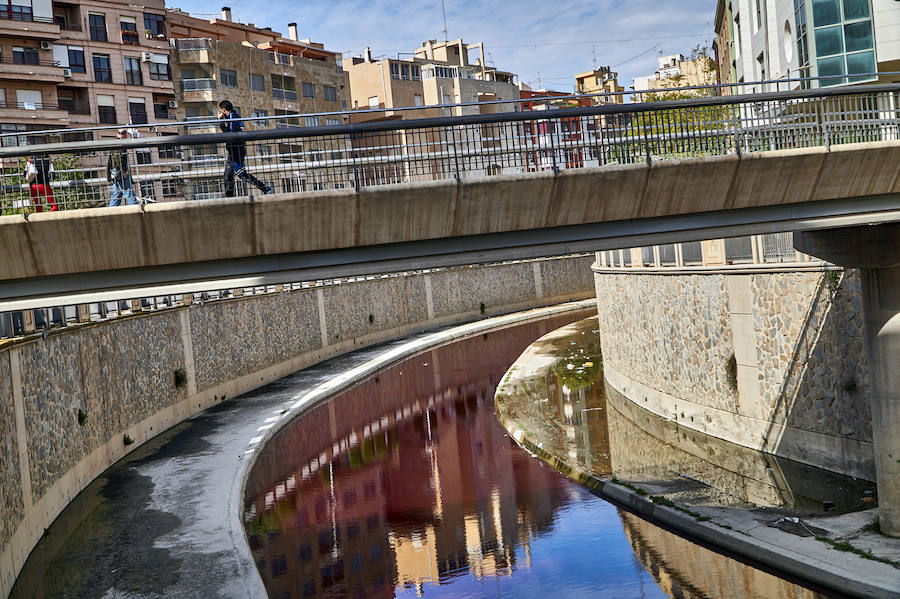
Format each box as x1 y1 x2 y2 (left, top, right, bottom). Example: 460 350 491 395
1 82 898 215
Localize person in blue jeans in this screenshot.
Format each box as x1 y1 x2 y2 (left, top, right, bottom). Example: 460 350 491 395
108 128 138 206
218 100 272 197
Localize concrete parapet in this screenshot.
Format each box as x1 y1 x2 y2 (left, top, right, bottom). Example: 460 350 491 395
0 255 594 597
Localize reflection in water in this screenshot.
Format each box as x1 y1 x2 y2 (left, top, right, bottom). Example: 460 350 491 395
245 315 835 598
497 317 875 513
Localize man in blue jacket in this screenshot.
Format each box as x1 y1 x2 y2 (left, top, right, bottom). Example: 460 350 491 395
218 100 272 197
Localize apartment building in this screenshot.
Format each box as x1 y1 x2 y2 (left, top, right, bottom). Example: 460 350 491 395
573 66 625 103
632 54 716 93
167 9 347 129
343 38 520 122
166 9 349 198
0 0 175 145
714 0 900 89
54 0 174 136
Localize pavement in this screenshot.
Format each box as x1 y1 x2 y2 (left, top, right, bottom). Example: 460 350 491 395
9 300 594 599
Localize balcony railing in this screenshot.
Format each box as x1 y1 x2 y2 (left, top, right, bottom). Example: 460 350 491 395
121 29 140 45
181 78 216 91
62 104 92 115
0 101 64 111
0 55 60 68
60 22 82 31
273 88 298 101
267 52 293 66
176 39 211 50
0 10 55 24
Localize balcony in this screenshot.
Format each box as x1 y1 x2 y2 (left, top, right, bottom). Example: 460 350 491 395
0 11 60 38
181 78 216 91
0 55 63 81
272 88 298 101
0 101 69 125
267 52 293 66
177 49 212 64
121 29 140 45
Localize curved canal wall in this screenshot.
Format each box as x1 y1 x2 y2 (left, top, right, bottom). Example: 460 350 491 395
593 260 873 480
0 255 594 598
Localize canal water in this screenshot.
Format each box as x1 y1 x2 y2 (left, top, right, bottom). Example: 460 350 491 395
244 313 843 598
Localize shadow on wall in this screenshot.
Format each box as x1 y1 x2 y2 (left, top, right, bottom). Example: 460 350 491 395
758 270 873 479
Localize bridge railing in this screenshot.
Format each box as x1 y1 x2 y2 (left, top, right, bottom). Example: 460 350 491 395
1 83 898 214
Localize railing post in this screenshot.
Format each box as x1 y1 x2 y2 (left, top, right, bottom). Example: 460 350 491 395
449 125 461 180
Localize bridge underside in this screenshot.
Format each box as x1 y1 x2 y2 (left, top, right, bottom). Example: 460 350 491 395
2 142 900 309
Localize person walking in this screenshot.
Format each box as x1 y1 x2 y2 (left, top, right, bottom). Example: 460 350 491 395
23 154 59 212
107 128 138 206
218 100 272 197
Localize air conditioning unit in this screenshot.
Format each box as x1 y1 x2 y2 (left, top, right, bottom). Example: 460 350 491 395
141 51 152 62
40 41 52 50
62 68 72 78
168 99 178 109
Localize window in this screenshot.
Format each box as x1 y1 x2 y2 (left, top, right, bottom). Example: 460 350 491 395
135 149 152 164
304 116 319 127
811 0 876 85
162 179 178 197
323 85 337 102
97 95 116 123
271 74 297 100
368 96 379 108
410 64 420 80
401 63 411 80
215 68 236 88
143 13 166 39
413 94 423 106
326 118 341 126
120 17 139 45
149 58 170 81
12 47 39 66
16 90 42 109
89 14 107 42
124 56 142 85
755 0 762 31
249 73 265 92
9 1 32 21
251 109 267 118
159 142 177 159
68 47 85 73
129 97 147 124
153 101 169 119
301 82 315 98
390 62 400 79
93 54 111 82
139 181 154 197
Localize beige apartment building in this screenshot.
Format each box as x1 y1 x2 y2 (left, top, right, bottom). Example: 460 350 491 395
0 0 176 145
574 67 625 104
167 9 347 129
632 53 717 95
343 38 520 122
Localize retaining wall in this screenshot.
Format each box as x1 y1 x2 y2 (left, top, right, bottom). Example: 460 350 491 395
594 265 874 479
0 255 594 597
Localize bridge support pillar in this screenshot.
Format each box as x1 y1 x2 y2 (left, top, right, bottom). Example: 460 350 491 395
795 224 900 537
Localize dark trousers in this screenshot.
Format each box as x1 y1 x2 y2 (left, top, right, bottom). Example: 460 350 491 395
223 146 268 197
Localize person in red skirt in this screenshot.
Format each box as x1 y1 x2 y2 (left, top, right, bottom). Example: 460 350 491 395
24 154 59 212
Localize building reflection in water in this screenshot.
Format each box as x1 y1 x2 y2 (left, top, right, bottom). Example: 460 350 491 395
244 312 598 599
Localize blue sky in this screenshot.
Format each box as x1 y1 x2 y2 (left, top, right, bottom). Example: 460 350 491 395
167 0 715 92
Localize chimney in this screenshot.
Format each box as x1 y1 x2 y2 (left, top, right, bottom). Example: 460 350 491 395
364 46 372 62
221 6 231 21
288 22 298 41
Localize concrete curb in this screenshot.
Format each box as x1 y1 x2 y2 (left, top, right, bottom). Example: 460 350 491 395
228 299 598 597
498 414 900 599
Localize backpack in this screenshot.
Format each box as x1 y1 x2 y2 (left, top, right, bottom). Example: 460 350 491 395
32 155 52 186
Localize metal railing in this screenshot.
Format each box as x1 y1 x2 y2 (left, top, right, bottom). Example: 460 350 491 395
0 11 55 24
181 78 216 91
0 82 898 214
0 55 60 68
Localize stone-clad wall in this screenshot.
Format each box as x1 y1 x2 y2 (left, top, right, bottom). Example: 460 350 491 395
595 267 873 478
0 352 22 556
0 256 595 596
19 314 185 500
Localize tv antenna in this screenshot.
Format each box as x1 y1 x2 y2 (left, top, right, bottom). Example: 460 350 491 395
441 0 448 41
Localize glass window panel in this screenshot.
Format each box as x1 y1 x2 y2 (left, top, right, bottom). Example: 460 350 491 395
817 55 846 85
814 25 844 56
844 20 873 52
841 0 870 20
846 50 875 80
811 0 840 26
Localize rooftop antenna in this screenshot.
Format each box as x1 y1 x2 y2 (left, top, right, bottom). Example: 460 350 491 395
592 44 597 69
440 0 448 41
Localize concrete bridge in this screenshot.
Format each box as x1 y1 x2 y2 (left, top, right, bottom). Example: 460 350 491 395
1 83 900 309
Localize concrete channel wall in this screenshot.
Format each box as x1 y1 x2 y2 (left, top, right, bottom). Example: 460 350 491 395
593 264 874 480
0 255 594 597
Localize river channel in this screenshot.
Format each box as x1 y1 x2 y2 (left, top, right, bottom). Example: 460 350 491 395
244 312 848 598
